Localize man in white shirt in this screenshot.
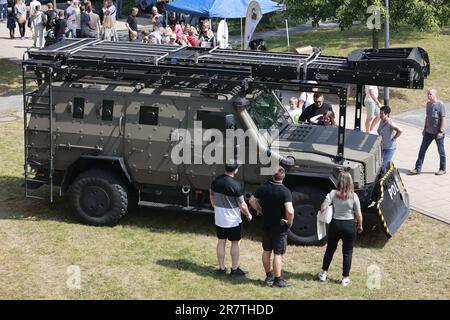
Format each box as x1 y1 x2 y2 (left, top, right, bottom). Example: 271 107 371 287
298 81 318 111
103 0 116 20
364 85 383 133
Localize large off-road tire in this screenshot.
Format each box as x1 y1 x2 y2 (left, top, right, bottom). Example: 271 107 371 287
69 169 128 226
288 185 327 246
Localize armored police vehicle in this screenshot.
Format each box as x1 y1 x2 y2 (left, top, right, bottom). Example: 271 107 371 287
22 39 430 245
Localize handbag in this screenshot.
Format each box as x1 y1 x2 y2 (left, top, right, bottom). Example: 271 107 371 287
318 205 333 224
16 14 26 24
317 204 332 240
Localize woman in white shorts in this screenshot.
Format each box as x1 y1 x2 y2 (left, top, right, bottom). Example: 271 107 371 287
364 85 383 133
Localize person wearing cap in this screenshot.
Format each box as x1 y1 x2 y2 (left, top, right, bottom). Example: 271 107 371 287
210 162 252 277
168 32 179 46
249 166 294 288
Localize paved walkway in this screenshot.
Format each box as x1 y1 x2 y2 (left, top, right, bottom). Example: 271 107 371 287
0 18 449 224
331 103 450 224
350 106 450 224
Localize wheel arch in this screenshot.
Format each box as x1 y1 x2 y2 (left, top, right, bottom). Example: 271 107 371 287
284 173 336 246
60 155 134 194
284 172 336 192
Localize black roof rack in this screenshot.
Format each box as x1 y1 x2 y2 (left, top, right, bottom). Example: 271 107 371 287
25 39 430 89
23 39 431 164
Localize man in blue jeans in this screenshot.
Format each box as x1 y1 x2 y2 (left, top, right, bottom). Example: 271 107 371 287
115 0 121 19
0 0 7 22
410 88 446 176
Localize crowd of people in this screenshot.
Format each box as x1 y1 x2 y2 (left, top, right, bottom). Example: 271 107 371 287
285 87 446 174
286 92 336 127
125 5 217 47
3 0 218 49
211 87 446 288
2 1 446 290
211 162 362 288
4 0 117 46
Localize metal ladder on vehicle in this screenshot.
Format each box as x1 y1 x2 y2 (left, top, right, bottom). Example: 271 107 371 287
22 57 56 203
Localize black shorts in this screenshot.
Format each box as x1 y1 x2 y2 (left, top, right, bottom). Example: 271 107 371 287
262 231 287 255
216 223 242 241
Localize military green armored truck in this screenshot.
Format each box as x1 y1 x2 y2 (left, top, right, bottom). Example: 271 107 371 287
22 39 429 245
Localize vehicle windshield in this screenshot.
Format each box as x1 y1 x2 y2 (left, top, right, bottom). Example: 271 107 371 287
246 91 291 132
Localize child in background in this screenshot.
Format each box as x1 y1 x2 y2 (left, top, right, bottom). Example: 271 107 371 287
7 8 16 39
287 97 301 124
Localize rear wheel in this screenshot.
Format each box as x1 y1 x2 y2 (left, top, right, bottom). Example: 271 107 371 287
69 169 128 226
288 185 327 245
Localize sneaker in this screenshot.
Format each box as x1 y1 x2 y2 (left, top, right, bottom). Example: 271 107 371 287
318 271 327 282
263 272 275 286
216 267 227 275
271 278 292 288
409 168 420 175
230 267 247 277
435 170 446 176
342 278 351 286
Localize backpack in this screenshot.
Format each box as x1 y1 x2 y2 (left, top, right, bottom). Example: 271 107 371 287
46 10 57 28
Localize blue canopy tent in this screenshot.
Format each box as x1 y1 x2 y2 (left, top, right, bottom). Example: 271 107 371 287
165 0 288 49
165 0 285 18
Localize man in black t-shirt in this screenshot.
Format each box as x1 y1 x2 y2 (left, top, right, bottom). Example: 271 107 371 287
298 93 333 123
250 166 294 288
54 10 67 43
125 7 139 40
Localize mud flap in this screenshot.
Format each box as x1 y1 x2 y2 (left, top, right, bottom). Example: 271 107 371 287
375 162 410 237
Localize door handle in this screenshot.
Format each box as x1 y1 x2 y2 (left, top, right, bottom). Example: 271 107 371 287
119 115 124 136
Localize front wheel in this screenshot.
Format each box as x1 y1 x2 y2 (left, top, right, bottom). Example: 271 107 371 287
287 185 327 245
69 169 128 226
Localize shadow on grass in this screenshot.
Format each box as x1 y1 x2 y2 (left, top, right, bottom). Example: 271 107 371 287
0 176 392 249
282 271 344 285
156 258 263 286
0 176 264 240
282 271 317 282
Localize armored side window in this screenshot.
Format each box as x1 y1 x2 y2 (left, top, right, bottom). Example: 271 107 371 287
101 100 114 121
73 97 85 119
196 111 235 132
139 106 159 125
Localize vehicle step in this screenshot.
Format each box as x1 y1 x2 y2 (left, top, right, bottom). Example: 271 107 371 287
25 195 46 200
24 93 49 99
27 102 50 108
138 200 214 214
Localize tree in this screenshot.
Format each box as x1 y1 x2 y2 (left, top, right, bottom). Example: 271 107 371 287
284 0 449 47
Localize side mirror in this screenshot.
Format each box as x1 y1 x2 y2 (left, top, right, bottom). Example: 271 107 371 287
276 90 282 100
233 97 250 108
225 114 236 130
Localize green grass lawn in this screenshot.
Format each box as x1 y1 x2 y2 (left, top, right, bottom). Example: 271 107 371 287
0 59 23 96
267 26 450 114
0 119 449 299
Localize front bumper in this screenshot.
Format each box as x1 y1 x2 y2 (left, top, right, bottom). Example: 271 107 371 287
356 162 410 237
